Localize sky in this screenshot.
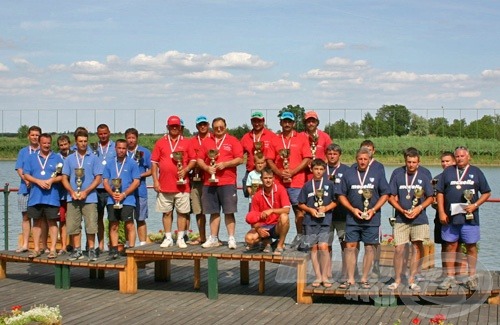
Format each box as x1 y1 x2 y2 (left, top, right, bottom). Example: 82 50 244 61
1 1 499 134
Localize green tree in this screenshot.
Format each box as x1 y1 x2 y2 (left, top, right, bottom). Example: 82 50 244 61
325 119 360 139
464 115 495 139
17 125 29 139
447 118 467 137
428 117 449 137
409 113 429 136
277 104 306 132
374 104 411 136
227 123 250 140
360 112 377 137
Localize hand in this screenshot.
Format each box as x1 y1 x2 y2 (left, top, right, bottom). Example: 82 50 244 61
153 180 161 193
352 208 364 220
439 211 449 224
464 204 477 214
215 162 226 170
256 227 270 238
261 210 273 220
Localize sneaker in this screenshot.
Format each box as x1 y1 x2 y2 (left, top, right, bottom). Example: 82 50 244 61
177 237 187 249
160 237 174 248
464 276 478 291
201 236 219 248
88 249 97 262
106 249 119 261
95 247 102 257
67 250 84 261
409 283 421 292
438 276 456 289
289 234 303 250
228 237 237 249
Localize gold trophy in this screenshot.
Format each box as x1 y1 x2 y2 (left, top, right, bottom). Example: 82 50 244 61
134 150 143 162
250 180 261 197
314 188 325 218
361 188 373 219
279 149 291 183
309 134 319 159
90 142 98 155
411 187 424 212
463 189 474 220
431 178 438 209
111 178 123 209
172 151 186 185
208 149 219 183
74 168 85 198
254 141 263 154
51 163 63 178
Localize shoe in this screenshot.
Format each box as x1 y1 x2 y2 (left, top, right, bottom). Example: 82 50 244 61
160 237 174 248
311 280 322 288
387 282 400 290
15 247 28 253
464 276 478 291
28 250 41 259
228 237 237 249
88 249 97 262
68 250 84 261
95 247 102 257
438 276 456 289
47 251 57 259
201 236 219 248
409 283 421 292
415 273 425 282
177 237 187 249
106 249 119 261
289 234 303 250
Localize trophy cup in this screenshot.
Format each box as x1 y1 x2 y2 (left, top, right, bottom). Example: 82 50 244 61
134 150 143 162
208 149 219 183
74 168 85 198
314 188 325 218
279 149 291 183
250 180 261 197
463 189 474 220
111 178 123 209
361 188 373 219
51 163 63 178
431 178 438 209
411 187 424 212
254 141 263 154
172 151 186 185
389 217 396 227
192 167 202 182
309 134 319 159
90 142 98 155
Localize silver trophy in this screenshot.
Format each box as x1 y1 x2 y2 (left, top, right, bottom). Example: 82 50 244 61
279 149 291 183
314 188 325 218
90 142 99 155
463 189 474 220
410 187 425 212
111 178 123 209
361 188 373 219
309 134 319 159
208 149 219 183
51 163 63 178
172 151 186 185
74 168 85 198
389 217 396 227
134 150 143 162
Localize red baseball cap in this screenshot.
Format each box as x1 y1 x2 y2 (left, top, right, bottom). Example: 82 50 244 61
304 110 319 120
167 115 181 126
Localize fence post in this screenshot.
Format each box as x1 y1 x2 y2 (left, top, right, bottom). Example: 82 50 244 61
3 183 9 250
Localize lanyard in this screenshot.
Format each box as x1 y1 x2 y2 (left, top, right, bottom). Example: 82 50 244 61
76 152 85 168
215 133 227 150
281 131 294 149
327 164 339 178
115 158 126 178
37 152 51 175
405 170 418 198
262 184 276 209
311 178 324 196
357 164 371 188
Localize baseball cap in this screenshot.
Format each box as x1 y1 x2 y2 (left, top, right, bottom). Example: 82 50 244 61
304 110 319 120
280 111 295 121
195 115 209 125
167 115 181 126
245 211 261 224
251 111 265 120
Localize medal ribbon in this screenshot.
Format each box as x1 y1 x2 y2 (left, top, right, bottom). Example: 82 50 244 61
215 133 227 151
76 152 85 168
356 164 371 189
99 142 110 159
456 165 470 184
115 157 126 178
280 131 294 149
405 170 419 198
37 152 51 173
327 164 339 179
262 184 276 209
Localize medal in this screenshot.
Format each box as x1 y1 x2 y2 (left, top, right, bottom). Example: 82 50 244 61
170 154 173 158
456 185 461 190
405 195 411 200
314 202 319 207
455 165 469 192
102 160 107 165
41 170 46 176
358 189 363 194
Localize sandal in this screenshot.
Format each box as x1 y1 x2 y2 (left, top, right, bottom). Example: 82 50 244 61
188 239 201 245
28 251 41 259
409 283 421 292
311 280 322 288
262 244 272 253
322 280 333 288
47 251 57 259
15 247 29 253
58 250 67 256
387 282 400 290
360 281 372 289
273 247 284 256
339 281 352 289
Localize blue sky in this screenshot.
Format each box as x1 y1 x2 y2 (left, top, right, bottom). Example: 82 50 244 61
1 1 499 133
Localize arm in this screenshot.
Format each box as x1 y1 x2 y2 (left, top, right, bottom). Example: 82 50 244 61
436 193 449 224
151 162 160 192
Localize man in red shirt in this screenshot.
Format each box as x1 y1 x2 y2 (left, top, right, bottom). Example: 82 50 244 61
151 115 196 249
240 111 276 198
197 117 244 249
302 110 332 181
245 167 290 255
266 111 311 249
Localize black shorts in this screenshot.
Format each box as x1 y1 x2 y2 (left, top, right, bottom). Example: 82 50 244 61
97 189 109 215
434 216 443 244
27 204 59 220
106 205 135 222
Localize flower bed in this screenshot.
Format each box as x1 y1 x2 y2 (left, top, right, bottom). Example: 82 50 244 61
0 305 62 325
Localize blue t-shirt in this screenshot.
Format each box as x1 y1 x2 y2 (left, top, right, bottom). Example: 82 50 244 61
436 165 491 225
103 157 141 207
15 146 40 195
62 152 103 203
23 152 64 207
389 170 433 224
389 165 432 183
351 159 386 179
127 146 151 198
338 166 390 226
298 178 336 226
323 163 350 222
94 141 116 189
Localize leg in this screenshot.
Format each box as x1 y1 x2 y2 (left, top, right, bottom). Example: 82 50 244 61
361 244 375 283
136 220 147 244
125 220 136 247
292 205 304 235
224 213 235 237
196 214 206 242
32 218 42 253
47 219 59 253
409 241 424 283
310 245 322 284
344 242 358 285
21 211 31 250
162 211 173 233
209 213 221 238
40 217 48 251
275 213 290 250
392 244 406 285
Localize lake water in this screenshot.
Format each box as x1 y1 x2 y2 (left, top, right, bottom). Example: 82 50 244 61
1 161 498 270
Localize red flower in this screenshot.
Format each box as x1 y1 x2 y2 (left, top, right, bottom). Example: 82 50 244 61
411 317 420 324
188 229 193 233
11 305 22 311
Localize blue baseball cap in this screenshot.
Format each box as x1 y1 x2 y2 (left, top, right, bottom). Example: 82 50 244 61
195 115 209 125
280 111 295 121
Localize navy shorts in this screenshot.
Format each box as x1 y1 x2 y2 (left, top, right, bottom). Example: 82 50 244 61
303 224 331 246
345 224 379 244
202 184 238 214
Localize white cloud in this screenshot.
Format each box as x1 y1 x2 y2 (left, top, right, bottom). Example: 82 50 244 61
0 63 9 72
0 77 39 88
302 69 359 80
71 60 108 73
378 71 468 82
324 42 346 50
474 99 500 109
458 91 480 98
481 69 500 78
250 79 300 91
42 85 105 102
180 70 233 80
73 70 161 82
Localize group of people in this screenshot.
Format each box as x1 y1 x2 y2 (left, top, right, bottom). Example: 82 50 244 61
15 110 491 292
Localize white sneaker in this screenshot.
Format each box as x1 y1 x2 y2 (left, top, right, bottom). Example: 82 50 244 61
177 237 187 249
160 237 173 248
201 237 219 248
228 237 237 249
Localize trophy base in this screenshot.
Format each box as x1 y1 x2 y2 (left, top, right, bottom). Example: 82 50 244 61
317 212 325 218
113 203 123 210
283 178 292 183
361 212 369 220
177 180 186 185
466 214 474 220
209 178 219 184
192 177 201 182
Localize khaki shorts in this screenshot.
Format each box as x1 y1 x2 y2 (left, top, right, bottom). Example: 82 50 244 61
156 192 190 214
394 223 430 246
190 182 204 215
66 202 98 235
